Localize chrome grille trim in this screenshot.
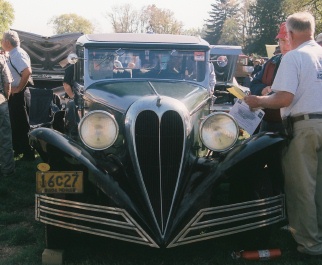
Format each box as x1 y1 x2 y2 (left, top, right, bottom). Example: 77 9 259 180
167 194 285 248
126 96 190 235
35 195 159 248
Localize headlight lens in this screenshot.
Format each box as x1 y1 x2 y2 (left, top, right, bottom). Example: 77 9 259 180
200 112 239 152
79 110 119 150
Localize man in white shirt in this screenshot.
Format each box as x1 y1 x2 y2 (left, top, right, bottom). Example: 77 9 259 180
244 11 322 257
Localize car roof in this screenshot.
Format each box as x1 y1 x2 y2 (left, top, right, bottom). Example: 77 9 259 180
77 33 210 50
210 45 242 55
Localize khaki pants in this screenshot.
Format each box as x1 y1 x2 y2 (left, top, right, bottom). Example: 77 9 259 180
283 119 322 255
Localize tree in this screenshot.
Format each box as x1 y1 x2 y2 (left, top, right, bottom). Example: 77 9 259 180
283 0 322 34
49 13 94 34
204 0 240 45
245 0 286 56
141 5 183 34
182 27 205 38
108 4 140 33
239 0 253 48
219 17 241 45
106 4 184 34
0 0 14 35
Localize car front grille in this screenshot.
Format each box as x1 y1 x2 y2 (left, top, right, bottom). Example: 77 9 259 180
135 110 184 232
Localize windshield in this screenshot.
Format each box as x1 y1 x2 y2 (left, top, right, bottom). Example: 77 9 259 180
87 48 206 82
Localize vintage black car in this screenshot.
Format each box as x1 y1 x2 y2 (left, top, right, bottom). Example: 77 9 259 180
29 33 287 249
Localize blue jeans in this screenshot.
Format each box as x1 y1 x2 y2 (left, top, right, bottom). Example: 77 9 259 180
0 98 15 174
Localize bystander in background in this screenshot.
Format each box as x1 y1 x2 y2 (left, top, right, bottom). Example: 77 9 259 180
243 73 252 88
0 52 15 177
249 22 291 133
251 59 262 77
1 30 34 161
63 63 75 99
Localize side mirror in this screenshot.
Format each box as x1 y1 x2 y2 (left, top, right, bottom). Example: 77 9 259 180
210 55 228 68
67 53 79 64
216 56 228 67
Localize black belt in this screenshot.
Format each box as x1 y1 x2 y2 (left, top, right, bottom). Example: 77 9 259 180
291 113 322 123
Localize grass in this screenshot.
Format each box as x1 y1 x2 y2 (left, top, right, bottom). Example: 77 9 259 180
0 155 321 265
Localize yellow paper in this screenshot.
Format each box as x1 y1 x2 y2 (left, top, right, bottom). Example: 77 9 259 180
227 86 247 99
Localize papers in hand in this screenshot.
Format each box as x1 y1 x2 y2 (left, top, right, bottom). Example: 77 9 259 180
227 85 250 99
229 99 264 135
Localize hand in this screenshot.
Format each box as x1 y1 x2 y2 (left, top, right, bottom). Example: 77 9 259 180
261 86 272 95
244 95 261 110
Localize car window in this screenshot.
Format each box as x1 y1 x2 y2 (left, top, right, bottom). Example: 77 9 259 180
87 48 206 82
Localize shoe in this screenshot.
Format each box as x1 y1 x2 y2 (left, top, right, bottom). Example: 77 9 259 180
1 169 15 178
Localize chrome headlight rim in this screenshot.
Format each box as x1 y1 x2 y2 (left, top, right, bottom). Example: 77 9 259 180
78 110 119 151
200 112 239 152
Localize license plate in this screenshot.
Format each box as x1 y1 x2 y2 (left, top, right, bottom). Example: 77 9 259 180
36 171 83 194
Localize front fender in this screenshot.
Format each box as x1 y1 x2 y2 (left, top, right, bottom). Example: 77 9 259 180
29 128 159 236
169 132 286 236
215 132 287 178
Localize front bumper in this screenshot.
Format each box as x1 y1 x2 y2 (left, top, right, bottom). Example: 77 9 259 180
36 194 285 248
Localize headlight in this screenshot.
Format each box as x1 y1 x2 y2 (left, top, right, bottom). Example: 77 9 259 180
200 112 239 152
79 110 119 150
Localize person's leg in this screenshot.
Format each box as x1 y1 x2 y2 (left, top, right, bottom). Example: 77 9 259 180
314 121 322 244
8 91 33 160
283 120 322 255
0 101 15 175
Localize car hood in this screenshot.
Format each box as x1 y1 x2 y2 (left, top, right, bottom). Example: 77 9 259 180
13 29 83 77
85 80 209 114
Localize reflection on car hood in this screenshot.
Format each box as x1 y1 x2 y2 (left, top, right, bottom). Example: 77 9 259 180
85 80 209 114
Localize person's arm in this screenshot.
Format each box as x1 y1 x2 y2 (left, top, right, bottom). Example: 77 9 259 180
244 91 294 110
3 82 11 99
63 82 74 99
63 65 75 98
249 65 267 95
11 67 32 94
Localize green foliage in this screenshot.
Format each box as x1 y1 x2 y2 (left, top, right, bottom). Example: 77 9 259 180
283 0 322 35
49 13 94 34
204 0 322 55
245 0 286 55
0 158 44 265
204 0 240 45
0 0 14 36
219 18 242 45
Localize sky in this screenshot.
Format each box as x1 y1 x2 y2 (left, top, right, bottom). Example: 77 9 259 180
8 0 214 36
